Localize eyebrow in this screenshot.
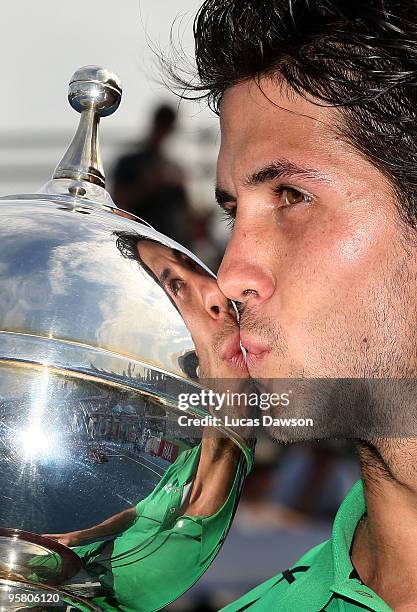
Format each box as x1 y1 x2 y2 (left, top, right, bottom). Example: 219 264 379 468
247 159 328 186
215 158 328 206
159 267 171 285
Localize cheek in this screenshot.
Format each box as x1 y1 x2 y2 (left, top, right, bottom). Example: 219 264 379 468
332 214 384 267
276 213 394 335
285 210 388 285
176 298 214 336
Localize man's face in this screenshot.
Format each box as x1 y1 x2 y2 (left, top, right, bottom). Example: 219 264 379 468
136 241 247 378
216 77 417 380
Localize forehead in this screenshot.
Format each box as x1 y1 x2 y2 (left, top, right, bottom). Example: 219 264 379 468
218 77 367 185
137 241 208 277
137 240 170 259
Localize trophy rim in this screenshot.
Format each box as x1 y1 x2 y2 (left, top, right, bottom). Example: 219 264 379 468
0 527 82 585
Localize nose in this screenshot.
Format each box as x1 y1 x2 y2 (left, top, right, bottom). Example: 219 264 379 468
217 231 276 305
198 276 230 320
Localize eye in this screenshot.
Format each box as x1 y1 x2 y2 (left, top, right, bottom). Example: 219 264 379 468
274 186 313 208
168 278 185 297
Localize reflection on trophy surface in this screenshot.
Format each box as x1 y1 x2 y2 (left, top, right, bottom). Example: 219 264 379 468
0 66 252 611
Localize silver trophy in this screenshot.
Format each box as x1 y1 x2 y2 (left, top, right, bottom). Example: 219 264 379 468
0 67 251 611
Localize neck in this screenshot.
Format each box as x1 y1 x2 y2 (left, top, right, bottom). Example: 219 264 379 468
352 440 417 609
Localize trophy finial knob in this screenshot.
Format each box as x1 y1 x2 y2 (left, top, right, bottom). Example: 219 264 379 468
52 66 122 188
68 66 122 117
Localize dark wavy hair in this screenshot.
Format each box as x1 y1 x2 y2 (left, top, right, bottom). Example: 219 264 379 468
165 0 417 228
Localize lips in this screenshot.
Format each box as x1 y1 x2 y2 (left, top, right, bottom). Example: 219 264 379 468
221 335 247 370
240 334 271 370
220 334 271 371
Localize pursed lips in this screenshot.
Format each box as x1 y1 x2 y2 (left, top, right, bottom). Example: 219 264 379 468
240 334 271 370
221 333 271 371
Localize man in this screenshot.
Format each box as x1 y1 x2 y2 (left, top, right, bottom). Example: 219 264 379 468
164 1 417 610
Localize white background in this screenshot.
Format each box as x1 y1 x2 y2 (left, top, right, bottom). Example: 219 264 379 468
0 0 219 202
1 0 209 130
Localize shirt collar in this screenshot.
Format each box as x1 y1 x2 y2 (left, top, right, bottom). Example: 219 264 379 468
329 479 393 611
331 479 366 581
272 480 393 612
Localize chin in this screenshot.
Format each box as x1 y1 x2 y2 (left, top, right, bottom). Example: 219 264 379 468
267 426 315 444
248 359 302 381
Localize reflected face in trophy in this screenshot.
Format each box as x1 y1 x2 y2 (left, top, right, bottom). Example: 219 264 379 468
136 240 247 377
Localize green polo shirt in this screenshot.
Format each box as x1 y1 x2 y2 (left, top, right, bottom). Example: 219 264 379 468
67 443 251 612
221 479 392 612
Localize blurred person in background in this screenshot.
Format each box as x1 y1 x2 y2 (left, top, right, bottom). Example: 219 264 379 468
112 104 195 248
